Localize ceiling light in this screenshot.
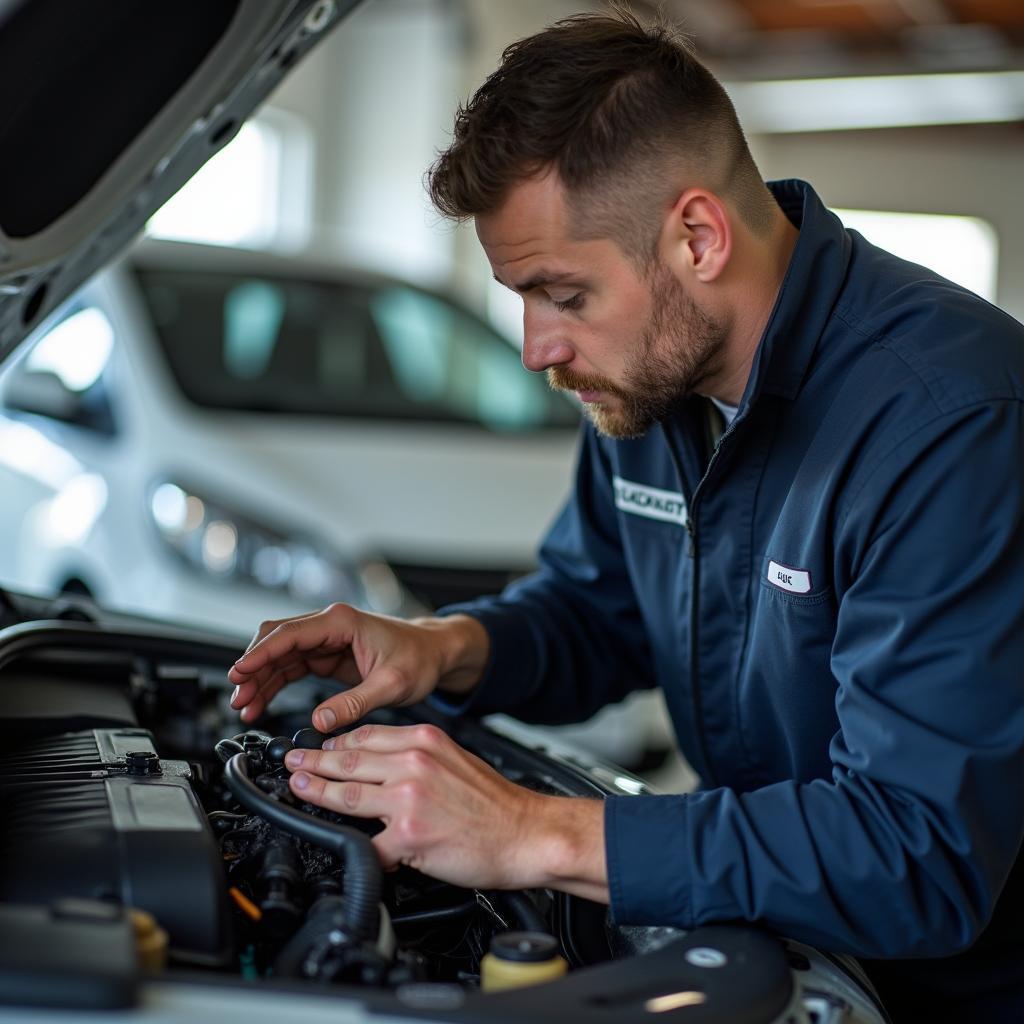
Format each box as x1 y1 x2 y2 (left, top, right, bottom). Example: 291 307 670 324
725 70 1024 132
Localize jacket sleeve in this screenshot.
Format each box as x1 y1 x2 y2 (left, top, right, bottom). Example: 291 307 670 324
432 424 658 725
606 399 1024 957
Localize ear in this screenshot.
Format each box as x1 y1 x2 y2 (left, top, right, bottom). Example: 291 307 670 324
660 188 732 284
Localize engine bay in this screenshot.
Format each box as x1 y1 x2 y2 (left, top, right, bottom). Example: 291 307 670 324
0 595 888 1023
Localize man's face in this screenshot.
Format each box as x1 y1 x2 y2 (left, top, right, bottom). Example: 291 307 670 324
477 171 729 439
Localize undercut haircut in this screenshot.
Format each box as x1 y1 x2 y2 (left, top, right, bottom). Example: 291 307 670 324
427 5 776 267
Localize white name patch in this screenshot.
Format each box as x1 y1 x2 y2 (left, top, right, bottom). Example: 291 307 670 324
767 560 812 594
613 476 688 526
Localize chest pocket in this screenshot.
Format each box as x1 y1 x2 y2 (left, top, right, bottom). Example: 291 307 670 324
752 553 836 679
737 557 840 784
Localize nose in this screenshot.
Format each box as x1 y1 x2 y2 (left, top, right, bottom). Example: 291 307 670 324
521 305 574 373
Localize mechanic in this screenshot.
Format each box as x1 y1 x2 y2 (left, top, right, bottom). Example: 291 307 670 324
228 9 1024 1020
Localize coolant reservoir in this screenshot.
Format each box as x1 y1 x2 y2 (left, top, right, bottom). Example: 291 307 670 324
129 909 168 972
481 931 568 992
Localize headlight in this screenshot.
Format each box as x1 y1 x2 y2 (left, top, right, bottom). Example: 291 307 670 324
147 480 367 607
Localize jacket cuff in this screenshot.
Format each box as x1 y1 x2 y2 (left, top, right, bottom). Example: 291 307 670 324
427 602 541 718
605 794 693 929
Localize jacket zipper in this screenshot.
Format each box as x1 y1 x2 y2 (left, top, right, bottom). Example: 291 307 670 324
662 405 744 789
661 421 718 788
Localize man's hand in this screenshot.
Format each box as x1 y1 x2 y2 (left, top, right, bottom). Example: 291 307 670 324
227 605 489 732
284 722 610 899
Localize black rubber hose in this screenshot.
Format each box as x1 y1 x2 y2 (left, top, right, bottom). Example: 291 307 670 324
214 739 245 763
274 894 346 978
489 890 549 934
391 899 479 927
223 752 381 941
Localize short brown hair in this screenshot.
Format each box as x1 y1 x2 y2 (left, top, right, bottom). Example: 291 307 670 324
428 6 775 265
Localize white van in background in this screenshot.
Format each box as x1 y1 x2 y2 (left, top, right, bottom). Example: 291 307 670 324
0 239 580 634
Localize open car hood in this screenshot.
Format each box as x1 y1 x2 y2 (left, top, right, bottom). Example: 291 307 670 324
0 0 359 366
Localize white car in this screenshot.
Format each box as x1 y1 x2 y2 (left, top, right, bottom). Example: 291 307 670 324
0 240 580 633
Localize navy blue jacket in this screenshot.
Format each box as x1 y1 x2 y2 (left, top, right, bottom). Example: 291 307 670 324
440 180 1024 1017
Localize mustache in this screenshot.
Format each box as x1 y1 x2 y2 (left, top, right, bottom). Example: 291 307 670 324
547 366 627 399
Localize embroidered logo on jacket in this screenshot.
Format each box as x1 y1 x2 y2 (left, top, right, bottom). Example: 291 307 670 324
767 560 812 594
613 476 688 526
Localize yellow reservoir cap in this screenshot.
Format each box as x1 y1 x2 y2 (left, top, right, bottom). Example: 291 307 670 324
481 932 568 992
129 908 168 972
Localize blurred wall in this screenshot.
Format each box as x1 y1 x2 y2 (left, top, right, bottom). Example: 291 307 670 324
750 124 1024 323
269 0 1024 324
271 0 463 286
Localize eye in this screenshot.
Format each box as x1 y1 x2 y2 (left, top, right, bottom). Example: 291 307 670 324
552 293 583 313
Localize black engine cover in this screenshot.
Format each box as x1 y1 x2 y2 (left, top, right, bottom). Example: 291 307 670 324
0 727 230 965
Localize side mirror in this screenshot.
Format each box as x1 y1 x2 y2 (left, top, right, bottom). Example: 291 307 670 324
3 369 85 422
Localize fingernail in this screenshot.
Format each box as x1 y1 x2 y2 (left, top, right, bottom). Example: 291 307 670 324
292 772 309 790
322 738 335 750
316 708 336 731
285 750 303 768
230 686 240 707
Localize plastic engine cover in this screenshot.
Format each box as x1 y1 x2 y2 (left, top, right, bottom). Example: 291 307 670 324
0 727 230 965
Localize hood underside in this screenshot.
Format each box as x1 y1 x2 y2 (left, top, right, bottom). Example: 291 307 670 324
0 0 359 365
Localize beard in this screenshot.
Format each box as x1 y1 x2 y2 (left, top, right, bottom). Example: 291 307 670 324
547 262 729 439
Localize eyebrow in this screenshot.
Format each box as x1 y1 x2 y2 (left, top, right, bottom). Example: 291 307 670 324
493 270 578 293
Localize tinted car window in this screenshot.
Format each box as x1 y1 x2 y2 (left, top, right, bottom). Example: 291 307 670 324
135 268 579 431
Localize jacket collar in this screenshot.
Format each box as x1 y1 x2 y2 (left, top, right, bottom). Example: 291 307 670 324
739 179 853 406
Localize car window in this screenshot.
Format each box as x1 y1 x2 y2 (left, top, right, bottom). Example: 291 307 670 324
135 267 579 431
1 305 118 435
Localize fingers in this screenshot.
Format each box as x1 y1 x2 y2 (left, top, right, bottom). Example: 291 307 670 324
228 606 444 731
228 605 361 721
284 746 393 784
286 727 528 886
230 615 295 684
322 721 450 756
289 771 394 819
285 732 445 820
231 677 280 723
231 605 356 678
288 758 427 872
230 659 308 722
311 666 411 732
242 617 286 658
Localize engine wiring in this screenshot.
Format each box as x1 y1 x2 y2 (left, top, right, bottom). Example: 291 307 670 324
229 886 263 922
204 728 564 988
